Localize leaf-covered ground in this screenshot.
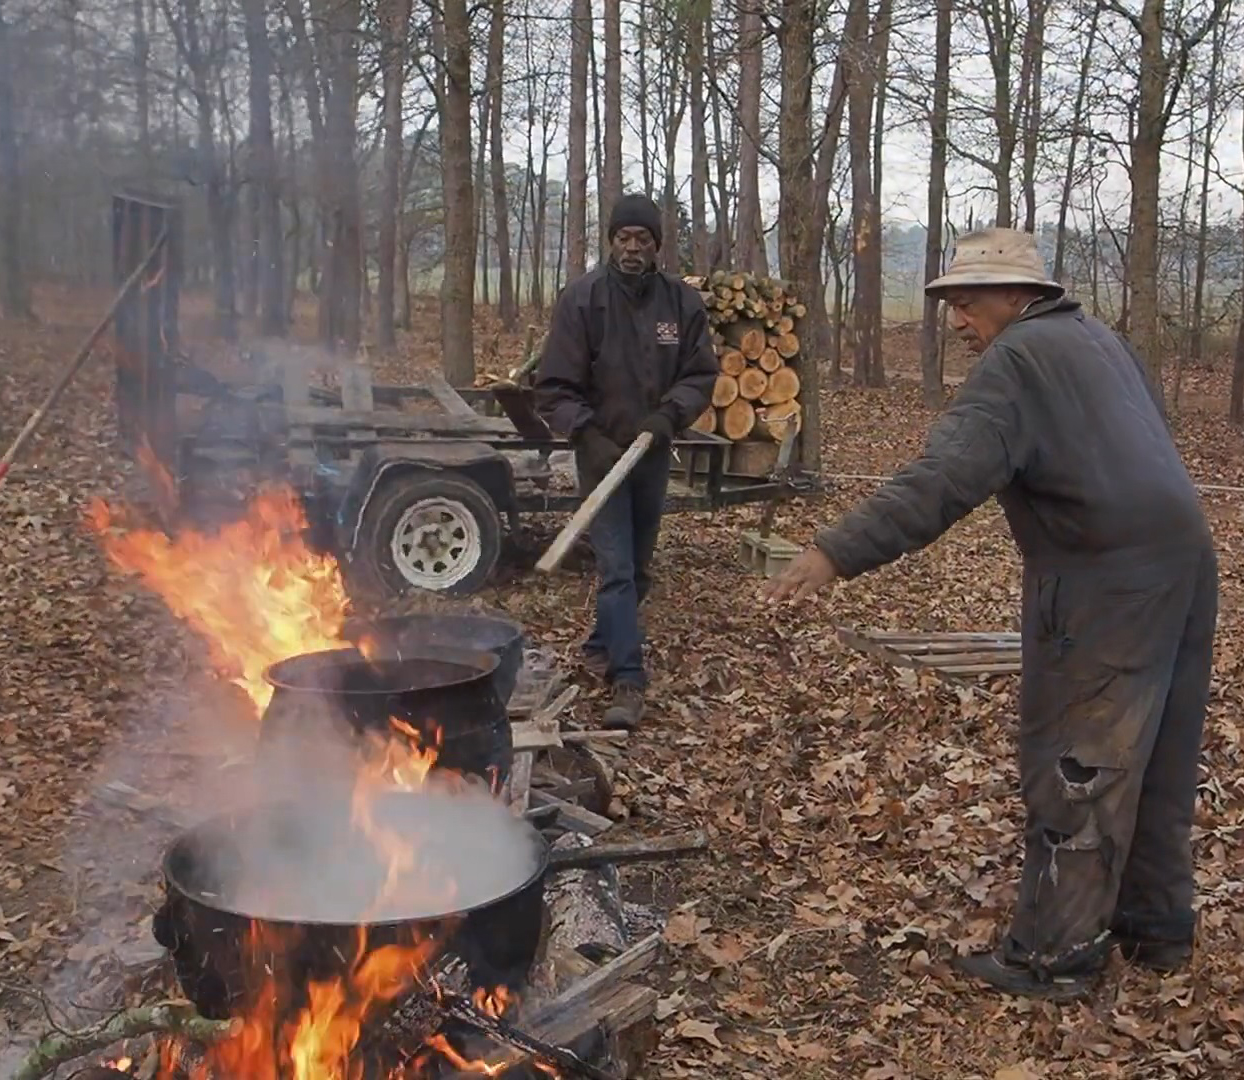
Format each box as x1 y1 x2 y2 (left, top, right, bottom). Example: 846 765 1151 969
2 288 1243 1078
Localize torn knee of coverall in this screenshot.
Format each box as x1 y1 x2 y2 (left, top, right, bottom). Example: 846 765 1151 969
1040 755 1124 872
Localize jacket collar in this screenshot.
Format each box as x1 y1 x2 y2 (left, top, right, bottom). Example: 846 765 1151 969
607 257 657 299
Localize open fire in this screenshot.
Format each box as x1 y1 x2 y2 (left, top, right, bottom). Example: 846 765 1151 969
86 488 547 1079
88 486 350 711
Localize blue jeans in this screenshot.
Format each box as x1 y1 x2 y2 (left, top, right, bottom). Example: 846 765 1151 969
579 443 671 688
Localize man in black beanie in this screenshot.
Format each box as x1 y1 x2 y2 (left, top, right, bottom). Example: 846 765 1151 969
534 193 718 730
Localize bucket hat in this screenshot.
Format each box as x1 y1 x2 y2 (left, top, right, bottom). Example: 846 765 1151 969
926 227 1064 299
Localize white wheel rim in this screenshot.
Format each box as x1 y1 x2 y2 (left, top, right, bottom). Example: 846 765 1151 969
389 497 484 590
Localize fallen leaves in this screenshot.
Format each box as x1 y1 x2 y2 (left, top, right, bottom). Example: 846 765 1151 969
4 302 1244 1079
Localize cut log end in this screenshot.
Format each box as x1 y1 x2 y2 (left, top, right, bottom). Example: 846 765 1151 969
690 407 716 434
756 399 801 441
719 398 756 441
759 366 800 405
757 347 782 373
737 367 768 401
711 374 740 408
719 349 746 377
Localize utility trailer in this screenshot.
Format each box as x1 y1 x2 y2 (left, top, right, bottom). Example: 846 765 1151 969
111 193 819 599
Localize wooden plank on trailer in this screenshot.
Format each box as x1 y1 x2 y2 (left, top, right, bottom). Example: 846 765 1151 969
281 361 317 467
277 403 516 437
339 362 375 411
424 371 484 422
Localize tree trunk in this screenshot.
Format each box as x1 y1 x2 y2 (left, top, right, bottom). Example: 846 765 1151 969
844 0 882 387
706 26 732 267
920 0 951 407
376 0 409 349
439 0 476 383
777 0 820 471
1053 3 1098 281
637 0 652 198
660 11 687 275
487 0 515 325
735 0 767 273
241 0 286 337
870 0 892 209
1127 0 1165 390
566 0 590 282
133 0 151 169
688 2 709 271
601 0 622 259
0 0 32 320
1191 15 1222 367
1019 0 1046 232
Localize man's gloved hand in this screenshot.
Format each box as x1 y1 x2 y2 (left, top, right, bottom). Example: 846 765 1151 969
573 425 624 478
638 410 677 446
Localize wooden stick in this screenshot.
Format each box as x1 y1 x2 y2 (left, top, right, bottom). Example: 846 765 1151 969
536 432 655 573
11 1002 233 1080
0 228 168 486
547 830 709 872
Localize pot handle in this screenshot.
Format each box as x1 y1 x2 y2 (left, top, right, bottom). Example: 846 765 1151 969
546 830 709 873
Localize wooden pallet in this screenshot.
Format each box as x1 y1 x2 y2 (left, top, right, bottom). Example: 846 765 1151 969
837 627 1022 678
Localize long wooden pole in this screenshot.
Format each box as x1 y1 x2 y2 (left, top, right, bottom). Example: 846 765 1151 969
535 431 654 573
0 227 169 486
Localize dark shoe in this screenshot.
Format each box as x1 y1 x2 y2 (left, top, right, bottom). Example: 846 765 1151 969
582 650 610 680
1114 935 1193 973
952 948 1099 1002
602 683 645 731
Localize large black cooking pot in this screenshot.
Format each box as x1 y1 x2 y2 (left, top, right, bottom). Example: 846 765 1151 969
151 791 592 1021
258 645 512 790
346 611 527 707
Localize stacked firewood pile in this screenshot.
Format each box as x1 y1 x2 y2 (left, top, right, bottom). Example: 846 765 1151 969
685 271 805 444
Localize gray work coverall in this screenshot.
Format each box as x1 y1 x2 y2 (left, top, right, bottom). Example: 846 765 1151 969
816 296 1217 973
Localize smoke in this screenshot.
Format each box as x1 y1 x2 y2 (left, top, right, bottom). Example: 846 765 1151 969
183 781 541 924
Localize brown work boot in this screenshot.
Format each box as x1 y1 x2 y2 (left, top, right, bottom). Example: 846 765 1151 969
602 683 645 731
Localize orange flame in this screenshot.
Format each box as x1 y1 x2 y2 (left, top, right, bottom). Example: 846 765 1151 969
471 986 516 1019
87 486 350 711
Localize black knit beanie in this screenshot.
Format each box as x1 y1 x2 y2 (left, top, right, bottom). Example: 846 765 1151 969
607 193 663 250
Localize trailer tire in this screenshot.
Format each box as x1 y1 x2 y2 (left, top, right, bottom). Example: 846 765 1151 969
354 472 502 598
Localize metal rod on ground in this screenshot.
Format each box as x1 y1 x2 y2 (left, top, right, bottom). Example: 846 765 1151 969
536 432 655 574
0 227 169 487
438 991 618 1080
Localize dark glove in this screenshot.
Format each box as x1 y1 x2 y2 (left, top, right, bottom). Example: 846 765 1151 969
638 410 677 446
573 425 624 479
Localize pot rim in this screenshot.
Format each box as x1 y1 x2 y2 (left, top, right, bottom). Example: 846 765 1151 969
162 796 551 928
262 644 500 695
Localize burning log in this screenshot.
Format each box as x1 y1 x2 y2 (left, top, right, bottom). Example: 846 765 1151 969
11 1003 233 1080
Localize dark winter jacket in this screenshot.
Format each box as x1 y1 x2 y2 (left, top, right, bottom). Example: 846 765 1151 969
533 262 719 446
816 297 1211 580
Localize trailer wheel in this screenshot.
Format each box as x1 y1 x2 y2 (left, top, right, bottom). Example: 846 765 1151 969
355 472 502 597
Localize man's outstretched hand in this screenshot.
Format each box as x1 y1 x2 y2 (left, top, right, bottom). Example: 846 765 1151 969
762 547 839 603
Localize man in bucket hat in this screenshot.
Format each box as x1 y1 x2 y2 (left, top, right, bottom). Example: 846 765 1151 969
766 227 1217 1000
535 193 718 731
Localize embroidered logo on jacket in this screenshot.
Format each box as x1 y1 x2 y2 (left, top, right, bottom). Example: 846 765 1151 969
655 321 679 346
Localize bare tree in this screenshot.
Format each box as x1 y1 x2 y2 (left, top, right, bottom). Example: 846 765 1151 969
241 0 286 337
376 0 410 348
844 0 883 386
920 0 952 407
487 0 516 326
734 0 767 273
601 0 622 257
688 0 710 270
0 0 31 319
437 0 475 382
566 0 590 282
